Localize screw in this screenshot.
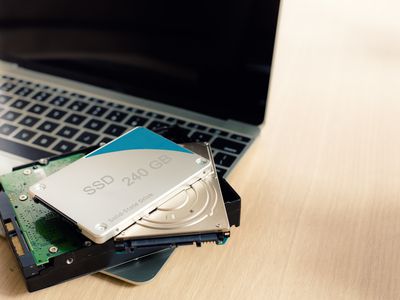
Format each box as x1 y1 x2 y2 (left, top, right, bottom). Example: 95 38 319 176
49 246 58 253
196 158 208 165
19 194 28 201
34 183 46 191
84 241 92 247
39 158 48 165
66 258 74 265
95 223 107 231
23 169 32 175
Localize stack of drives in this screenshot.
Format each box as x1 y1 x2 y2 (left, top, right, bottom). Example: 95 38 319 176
0 127 241 292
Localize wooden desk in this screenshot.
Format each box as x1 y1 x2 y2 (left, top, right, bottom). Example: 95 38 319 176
1 0 400 298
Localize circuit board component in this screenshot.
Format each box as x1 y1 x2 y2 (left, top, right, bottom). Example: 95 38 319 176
0 153 86 265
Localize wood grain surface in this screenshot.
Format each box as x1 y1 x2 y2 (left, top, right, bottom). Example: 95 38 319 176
1 0 400 299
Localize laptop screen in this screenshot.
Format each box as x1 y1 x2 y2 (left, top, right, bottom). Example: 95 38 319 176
0 0 280 125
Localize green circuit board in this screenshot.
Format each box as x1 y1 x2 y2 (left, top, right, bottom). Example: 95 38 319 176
0 153 87 265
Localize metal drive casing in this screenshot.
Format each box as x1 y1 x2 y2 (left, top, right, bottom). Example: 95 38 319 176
29 127 212 244
116 142 230 241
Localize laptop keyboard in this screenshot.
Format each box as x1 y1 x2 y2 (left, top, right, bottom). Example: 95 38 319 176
0 74 252 177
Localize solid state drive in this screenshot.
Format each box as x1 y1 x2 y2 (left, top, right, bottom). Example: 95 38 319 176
29 127 212 244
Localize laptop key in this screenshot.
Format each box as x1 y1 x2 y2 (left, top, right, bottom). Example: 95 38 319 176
212 137 246 155
209 128 228 137
166 117 185 125
28 104 48 115
65 113 86 125
68 100 89 112
147 121 169 131
230 134 251 143
37 121 59 133
50 96 70 106
92 98 105 105
14 129 36 142
1 111 21 121
0 95 12 104
46 108 67 120
76 131 99 144
18 79 31 85
57 126 79 138
106 110 128 122
84 119 106 131
86 105 108 117
190 131 212 142
32 91 51 101
0 123 18 136
15 87 33 97
104 124 127 137
53 140 77 153
0 82 16 92
19 115 40 127
146 112 165 119
70 93 85 99
214 153 236 168
125 116 149 127
166 117 176 123
187 123 207 131
33 134 56 148
10 99 30 110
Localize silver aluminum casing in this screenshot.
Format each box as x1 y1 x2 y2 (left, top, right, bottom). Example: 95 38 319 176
116 142 230 241
29 127 212 244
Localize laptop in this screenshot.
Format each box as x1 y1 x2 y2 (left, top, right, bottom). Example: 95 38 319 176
0 0 280 286
0 0 280 178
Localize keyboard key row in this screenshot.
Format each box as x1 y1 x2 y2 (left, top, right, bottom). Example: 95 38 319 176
1 76 248 177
